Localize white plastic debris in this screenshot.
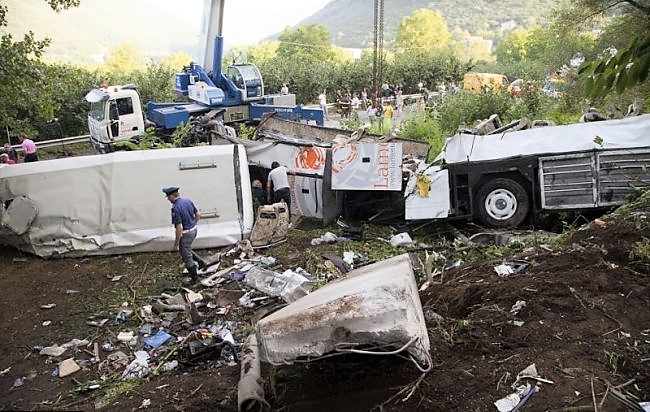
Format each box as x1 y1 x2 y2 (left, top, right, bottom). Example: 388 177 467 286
42 321 52 327
163 360 178 372
514 363 554 385
117 331 135 343
61 339 89 349
389 232 413 247
494 384 531 412
494 264 514 276
58 358 81 378
40 303 56 309
343 251 356 266
39 345 66 357
310 232 338 246
121 351 150 380
245 267 313 303
140 398 151 409
510 300 527 315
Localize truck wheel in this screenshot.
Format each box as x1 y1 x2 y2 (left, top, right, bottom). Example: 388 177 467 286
476 178 529 228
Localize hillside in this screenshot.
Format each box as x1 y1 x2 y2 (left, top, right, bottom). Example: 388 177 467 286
294 0 557 48
3 0 200 64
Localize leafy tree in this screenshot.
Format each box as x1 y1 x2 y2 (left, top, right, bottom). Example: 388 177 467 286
0 0 81 139
579 35 650 97
276 24 335 63
495 28 529 64
161 51 193 72
394 9 451 55
248 41 278 64
103 43 143 74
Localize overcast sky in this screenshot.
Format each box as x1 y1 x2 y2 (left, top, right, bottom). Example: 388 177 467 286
141 0 332 46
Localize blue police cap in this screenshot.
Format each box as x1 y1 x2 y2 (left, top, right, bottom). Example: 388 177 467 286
162 187 179 196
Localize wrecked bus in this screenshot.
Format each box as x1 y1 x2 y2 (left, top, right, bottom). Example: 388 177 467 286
0 145 254 257
406 114 650 227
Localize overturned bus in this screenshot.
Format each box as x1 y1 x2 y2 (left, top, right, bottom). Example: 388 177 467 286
406 114 650 227
0 145 254 257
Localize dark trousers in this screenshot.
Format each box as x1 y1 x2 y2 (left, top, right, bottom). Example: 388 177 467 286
24 153 38 162
274 187 291 218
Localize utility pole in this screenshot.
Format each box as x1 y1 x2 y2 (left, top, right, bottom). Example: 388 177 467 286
372 0 384 100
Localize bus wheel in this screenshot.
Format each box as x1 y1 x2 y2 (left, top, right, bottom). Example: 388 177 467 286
476 178 529 228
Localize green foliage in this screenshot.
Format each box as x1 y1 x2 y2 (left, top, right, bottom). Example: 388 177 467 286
399 112 445 160
277 24 335 63
238 124 258 140
579 35 650 97
395 9 451 55
103 43 143 74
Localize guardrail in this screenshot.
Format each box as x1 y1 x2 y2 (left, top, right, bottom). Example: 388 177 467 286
10 135 90 152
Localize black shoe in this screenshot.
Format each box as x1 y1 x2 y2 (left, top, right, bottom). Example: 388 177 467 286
191 251 208 269
187 265 199 281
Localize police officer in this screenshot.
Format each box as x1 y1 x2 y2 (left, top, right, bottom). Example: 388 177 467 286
163 187 204 281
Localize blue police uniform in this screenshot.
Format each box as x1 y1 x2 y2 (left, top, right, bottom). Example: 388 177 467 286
163 187 201 278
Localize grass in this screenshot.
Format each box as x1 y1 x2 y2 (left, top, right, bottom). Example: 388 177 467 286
629 238 650 263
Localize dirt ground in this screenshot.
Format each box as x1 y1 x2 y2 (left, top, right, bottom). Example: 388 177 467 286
0 192 648 411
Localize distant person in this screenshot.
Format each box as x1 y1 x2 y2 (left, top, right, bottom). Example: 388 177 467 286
280 83 289 95
20 136 38 162
361 88 368 107
163 186 205 282
395 90 404 114
0 153 15 165
383 102 394 133
2 143 18 163
267 161 291 218
318 90 328 120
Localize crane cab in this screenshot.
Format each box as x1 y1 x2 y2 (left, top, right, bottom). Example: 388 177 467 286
226 64 264 102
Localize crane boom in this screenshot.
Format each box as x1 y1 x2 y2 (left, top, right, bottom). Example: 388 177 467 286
198 0 225 76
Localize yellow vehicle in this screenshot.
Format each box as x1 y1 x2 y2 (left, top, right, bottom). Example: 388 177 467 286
462 72 508 93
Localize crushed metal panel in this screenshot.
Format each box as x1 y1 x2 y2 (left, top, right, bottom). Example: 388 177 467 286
539 153 597 209
255 254 432 370
405 167 450 219
597 148 650 206
331 143 403 191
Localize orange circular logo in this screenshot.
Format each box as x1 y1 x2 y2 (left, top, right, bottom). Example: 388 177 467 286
295 147 325 170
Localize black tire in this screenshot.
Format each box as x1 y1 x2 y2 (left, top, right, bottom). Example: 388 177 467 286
475 178 530 228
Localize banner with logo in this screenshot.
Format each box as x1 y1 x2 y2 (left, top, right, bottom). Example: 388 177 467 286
331 143 402 191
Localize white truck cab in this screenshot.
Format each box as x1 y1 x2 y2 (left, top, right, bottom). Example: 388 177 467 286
85 85 145 153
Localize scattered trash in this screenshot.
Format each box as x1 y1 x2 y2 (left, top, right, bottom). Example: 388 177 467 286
444 259 463 270
65 289 80 294
259 256 276 267
143 330 172 349
122 351 150 380
58 358 81 378
593 218 607 228
106 351 129 370
40 303 56 309
101 341 115 352
469 232 511 246
10 378 24 390
424 309 444 322
61 339 89 349
12 257 27 263
39 345 66 357
139 398 151 409
245 266 313 303
139 324 153 335
238 292 255 308
514 363 554 385
389 232 414 247
117 331 135 343
343 251 357 266
111 275 123 282
42 320 52 327
86 318 108 327
0 367 11 376
310 232 341 245
495 264 514 277
341 226 363 241
494 384 537 412
322 253 352 273
162 360 178 372
510 300 527 315
508 320 525 327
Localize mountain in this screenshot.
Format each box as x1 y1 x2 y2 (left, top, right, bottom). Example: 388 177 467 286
3 0 200 64
291 0 557 48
